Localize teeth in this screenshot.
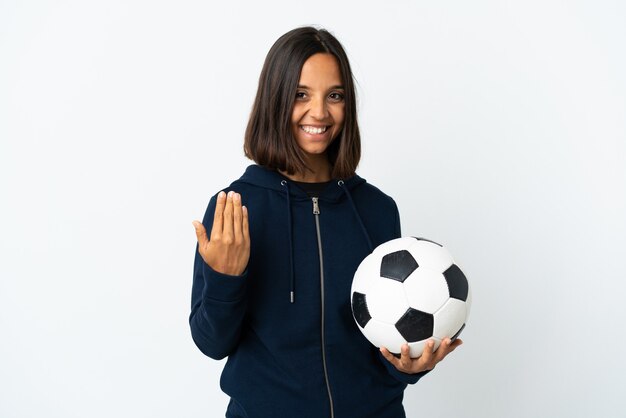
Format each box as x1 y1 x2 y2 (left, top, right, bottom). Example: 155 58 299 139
301 125 327 134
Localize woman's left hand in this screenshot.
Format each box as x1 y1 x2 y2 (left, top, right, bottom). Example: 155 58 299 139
380 338 463 374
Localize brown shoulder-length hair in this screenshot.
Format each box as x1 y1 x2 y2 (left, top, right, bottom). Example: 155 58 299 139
243 26 361 179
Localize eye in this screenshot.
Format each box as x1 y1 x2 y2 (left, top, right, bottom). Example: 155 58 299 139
295 91 307 100
329 92 345 102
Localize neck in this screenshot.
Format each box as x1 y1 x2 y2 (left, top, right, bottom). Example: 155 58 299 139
279 155 332 183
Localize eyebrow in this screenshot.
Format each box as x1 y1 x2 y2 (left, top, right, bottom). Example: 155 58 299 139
297 84 345 90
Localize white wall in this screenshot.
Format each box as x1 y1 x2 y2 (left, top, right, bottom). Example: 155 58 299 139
1 1 624 417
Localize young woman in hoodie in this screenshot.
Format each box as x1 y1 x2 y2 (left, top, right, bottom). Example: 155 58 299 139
190 26 462 418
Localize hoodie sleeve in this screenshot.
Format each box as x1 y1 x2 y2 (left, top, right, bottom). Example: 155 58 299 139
189 193 248 360
377 197 431 385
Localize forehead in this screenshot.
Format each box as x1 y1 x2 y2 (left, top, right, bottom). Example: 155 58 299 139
298 53 343 86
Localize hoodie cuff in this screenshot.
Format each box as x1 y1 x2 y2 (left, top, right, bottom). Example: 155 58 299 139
201 262 248 302
378 351 431 385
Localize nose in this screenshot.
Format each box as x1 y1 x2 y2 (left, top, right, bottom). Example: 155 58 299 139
309 95 329 120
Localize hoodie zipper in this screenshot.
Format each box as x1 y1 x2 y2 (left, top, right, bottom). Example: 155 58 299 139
312 197 335 418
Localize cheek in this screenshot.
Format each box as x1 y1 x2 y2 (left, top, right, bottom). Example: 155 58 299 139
291 117 301 136
335 105 346 124
334 110 346 131
291 104 305 123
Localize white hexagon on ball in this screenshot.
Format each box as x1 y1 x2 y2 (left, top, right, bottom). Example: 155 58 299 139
361 318 407 354
408 337 441 358
403 267 450 314
433 298 466 340
406 239 454 273
366 279 409 324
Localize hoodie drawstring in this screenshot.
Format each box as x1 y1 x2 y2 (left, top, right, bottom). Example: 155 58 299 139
280 179 374 304
337 180 374 253
280 180 296 303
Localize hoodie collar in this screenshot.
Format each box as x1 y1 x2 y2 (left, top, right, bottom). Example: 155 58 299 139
237 164 367 202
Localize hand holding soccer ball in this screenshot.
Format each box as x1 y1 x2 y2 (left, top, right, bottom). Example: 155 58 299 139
379 337 463 374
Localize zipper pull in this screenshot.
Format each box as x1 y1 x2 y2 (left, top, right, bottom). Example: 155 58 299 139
312 197 320 214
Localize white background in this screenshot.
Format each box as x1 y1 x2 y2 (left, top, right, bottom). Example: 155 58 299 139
1 1 625 417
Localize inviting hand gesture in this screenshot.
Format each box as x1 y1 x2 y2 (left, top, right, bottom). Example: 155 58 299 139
380 338 463 374
192 190 250 276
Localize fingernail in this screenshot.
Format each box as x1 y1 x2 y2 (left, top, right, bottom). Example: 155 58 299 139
227 191 234 198
218 191 225 199
233 193 240 201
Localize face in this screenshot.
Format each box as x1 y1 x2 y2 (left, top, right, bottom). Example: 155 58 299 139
291 53 346 161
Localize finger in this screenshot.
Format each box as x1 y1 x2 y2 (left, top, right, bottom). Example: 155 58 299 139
419 340 435 369
192 220 209 247
233 193 243 242
211 191 226 240
399 343 411 370
242 205 250 244
436 338 459 366
436 338 453 361
447 337 463 353
223 191 234 242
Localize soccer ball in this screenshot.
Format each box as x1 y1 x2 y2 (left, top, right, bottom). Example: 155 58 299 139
351 236 471 358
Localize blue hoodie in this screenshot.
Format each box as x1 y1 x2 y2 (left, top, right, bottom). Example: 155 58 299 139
190 164 429 418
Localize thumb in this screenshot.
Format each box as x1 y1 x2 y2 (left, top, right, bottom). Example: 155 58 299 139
192 220 209 246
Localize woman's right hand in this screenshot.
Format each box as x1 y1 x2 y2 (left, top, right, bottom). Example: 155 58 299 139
192 190 250 276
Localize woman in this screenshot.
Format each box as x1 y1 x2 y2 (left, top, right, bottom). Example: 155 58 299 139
190 26 462 418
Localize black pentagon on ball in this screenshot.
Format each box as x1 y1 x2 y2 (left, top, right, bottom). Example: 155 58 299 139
443 264 469 301
395 308 434 342
380 250 418 283
352 292 371 328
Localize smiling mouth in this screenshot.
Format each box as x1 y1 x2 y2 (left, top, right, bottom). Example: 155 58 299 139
300 125 329 134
